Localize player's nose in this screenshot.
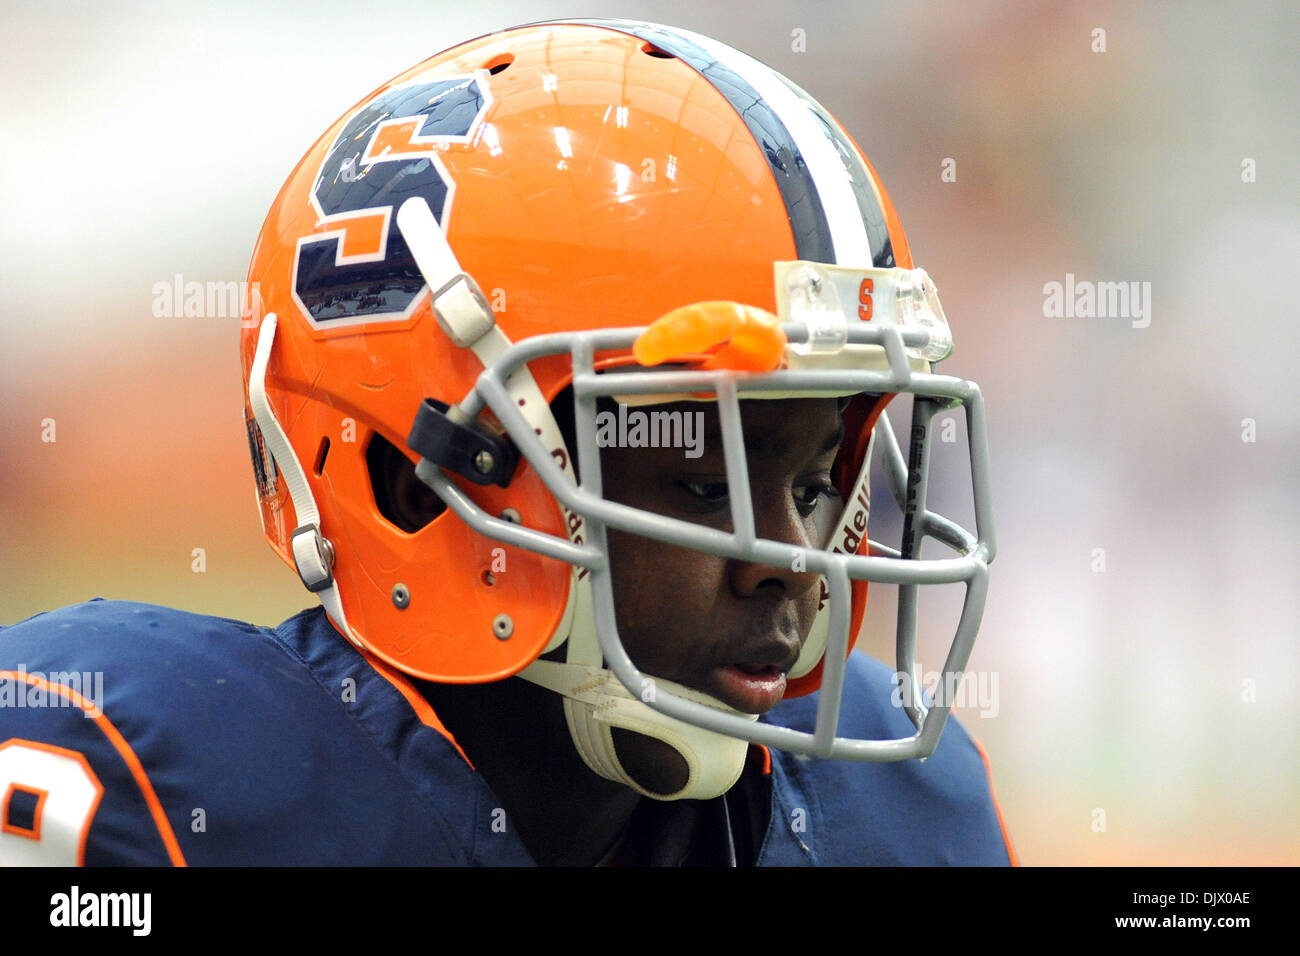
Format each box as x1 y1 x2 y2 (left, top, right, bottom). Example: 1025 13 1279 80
727 489 823 599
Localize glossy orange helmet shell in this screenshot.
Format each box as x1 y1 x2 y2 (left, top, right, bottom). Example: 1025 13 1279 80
240 19 915 692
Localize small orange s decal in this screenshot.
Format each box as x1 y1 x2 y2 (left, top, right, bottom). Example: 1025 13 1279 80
858 278 874 320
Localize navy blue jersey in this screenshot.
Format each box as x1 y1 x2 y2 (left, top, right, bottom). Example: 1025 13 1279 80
0 599 1015 865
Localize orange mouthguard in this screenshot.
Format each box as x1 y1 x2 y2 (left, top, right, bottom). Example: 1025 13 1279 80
633 301 787 372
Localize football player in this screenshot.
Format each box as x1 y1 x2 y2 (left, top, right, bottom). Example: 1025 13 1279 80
0 19 1015 866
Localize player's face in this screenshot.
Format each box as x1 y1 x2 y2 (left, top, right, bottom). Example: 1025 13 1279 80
598 397 844 791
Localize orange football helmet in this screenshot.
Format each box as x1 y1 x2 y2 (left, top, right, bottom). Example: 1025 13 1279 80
240 19 994 799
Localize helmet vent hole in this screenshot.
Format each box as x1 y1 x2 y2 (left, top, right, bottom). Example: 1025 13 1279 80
366 432 446 533
313 437 330 477
481 571 496 587
484 53 514 75
640 42 675 59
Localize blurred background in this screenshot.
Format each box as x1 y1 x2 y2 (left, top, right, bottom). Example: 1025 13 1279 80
2 0 1297 864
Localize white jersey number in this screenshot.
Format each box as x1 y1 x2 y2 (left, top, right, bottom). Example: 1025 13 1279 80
0 739 102 866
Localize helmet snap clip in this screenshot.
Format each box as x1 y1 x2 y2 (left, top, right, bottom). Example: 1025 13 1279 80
407 397 519 487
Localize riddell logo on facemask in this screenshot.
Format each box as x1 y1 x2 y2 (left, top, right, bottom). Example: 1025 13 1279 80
594 403 705 459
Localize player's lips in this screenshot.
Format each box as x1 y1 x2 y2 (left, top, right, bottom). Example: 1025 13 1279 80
693 636 800 714
704 664 788 715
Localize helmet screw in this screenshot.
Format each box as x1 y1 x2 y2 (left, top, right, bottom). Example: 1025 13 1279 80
320 537 336 570
474 449 495 474
499 508 521 524
492 613 513 640
391 583 410 609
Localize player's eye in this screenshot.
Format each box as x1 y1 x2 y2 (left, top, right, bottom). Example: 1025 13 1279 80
678 479 730 504
678 479 841 519
793 482 841 518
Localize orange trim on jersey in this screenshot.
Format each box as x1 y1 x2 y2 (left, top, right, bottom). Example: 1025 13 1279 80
0 738 104 865
753 744 772 776
2 782 48 841
969 733 1019 866
0 671 188 866
358 653 475 769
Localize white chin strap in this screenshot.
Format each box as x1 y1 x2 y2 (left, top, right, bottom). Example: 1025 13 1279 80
519 575 758 802
522 660 757 801
249 311 360 649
